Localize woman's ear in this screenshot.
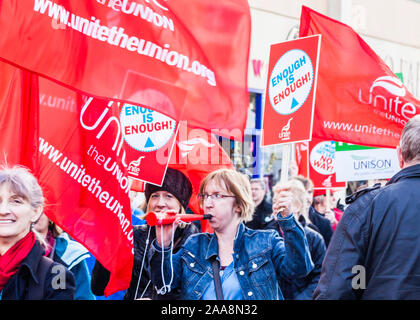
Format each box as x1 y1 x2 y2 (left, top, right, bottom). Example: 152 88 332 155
234 202 241 214
31 207 44 224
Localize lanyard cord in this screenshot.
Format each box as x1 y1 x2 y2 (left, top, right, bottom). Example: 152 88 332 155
156 222 176 295
134 226 151 300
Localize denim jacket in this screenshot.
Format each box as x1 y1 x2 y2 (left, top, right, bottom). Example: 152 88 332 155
149 214 313 300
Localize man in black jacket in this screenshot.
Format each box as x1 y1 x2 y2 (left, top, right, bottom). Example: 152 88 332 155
294 175 333 247
314 115 420 299
245 178 273 230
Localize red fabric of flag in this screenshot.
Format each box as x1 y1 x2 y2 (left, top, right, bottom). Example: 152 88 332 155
0 0 251 139
295 141 309 178
38 77 133 296
299 6 419 148
0 61 39 171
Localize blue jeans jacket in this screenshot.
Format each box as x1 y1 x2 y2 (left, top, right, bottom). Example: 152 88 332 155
149 214 314 300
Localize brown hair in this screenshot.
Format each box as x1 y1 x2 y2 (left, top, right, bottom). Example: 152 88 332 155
199 168 255 223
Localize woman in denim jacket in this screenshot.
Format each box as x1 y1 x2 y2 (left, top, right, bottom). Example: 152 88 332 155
149 168 313 300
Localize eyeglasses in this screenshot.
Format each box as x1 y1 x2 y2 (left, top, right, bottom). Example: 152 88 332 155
198 193 236 202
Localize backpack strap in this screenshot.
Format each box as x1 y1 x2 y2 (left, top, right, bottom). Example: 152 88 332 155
26 256 54 300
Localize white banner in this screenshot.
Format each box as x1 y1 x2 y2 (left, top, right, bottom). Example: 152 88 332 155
335 147 400 182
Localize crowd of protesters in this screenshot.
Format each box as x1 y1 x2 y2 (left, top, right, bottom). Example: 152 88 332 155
0 115 420 300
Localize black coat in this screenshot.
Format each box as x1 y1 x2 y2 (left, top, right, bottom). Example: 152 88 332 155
280 216 326 299
314 164 420 299
245 197 273 230
91 223 199 300
1 241 75 300
308 206 333 247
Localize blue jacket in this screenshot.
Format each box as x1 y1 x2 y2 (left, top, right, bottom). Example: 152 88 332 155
149 214 313 300
314 164 420 299
52 233 95 300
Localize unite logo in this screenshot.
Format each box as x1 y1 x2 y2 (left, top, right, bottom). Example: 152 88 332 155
279 117 293 141
128 156 145 176
322 175 333 187
358 75 416 125
369 76 405 97
178 138 215 158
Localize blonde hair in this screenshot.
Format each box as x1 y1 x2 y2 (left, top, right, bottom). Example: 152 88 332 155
199 168 255 223
273 179 312 224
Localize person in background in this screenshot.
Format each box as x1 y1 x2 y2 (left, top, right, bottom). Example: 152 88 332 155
266 179 326 300
0 165 75 300
245 178 273 230
314 115 420 299
293 175 333 247
312 189 344 231
91 168 199 300
34 213 95 300
149 168 313 300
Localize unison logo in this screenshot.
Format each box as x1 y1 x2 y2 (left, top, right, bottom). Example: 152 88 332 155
352 156 392 171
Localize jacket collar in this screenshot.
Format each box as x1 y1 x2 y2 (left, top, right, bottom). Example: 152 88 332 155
19 241 45 285
205 223 245 260
387 164 420 185
298 215 307 227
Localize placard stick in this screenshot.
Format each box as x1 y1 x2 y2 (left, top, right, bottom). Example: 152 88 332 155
280 144 291 183
276 144 292 214
325 188 331 211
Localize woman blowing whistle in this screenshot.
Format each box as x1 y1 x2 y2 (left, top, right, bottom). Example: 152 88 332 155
149 168 313 300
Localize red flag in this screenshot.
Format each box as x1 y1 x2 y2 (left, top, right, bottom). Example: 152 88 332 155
130 179 145 193
299 6 420 148
295 141 309 178
38 77 133 296
0 0 251 139
0 62 39 171
169 122 234 233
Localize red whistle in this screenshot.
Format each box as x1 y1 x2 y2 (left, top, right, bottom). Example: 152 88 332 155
146 211 212 226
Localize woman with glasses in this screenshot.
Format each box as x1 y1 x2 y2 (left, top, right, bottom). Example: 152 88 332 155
149 168 313 300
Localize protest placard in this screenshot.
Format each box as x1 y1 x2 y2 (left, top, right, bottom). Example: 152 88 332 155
262 35 321 146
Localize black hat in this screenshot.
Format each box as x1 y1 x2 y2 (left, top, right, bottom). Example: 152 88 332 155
144 168 192 210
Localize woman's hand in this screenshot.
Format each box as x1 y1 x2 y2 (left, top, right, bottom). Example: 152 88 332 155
272 187 295 219
324 209 337 226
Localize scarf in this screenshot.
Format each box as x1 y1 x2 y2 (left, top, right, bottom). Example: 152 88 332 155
0 231 36 291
